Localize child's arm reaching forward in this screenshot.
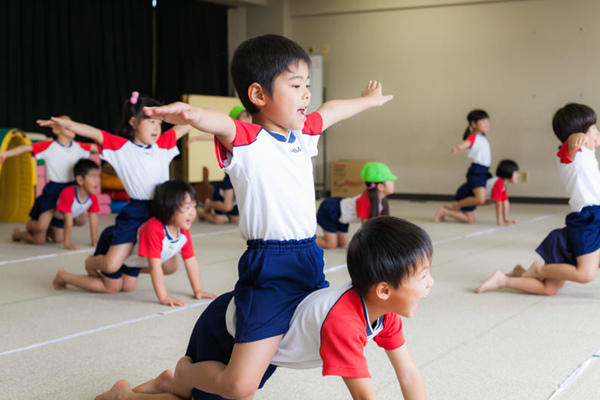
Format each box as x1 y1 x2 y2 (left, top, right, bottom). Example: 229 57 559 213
0 144 33 164
89 212 99 247
149 258 186 307
451 139 472 154
317 80 393 131
496 200 515 226
144 103 236 151
386 345 426 400
62 213 80 250
173 124 193 140
182 257 217 300
343 377 379 400
37 117 104 144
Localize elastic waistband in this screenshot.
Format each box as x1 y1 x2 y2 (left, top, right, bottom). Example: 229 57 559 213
469 163 489 170
128 199 151 204
247 235 317 250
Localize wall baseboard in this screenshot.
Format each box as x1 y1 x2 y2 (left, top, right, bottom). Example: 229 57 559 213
387 193 569 205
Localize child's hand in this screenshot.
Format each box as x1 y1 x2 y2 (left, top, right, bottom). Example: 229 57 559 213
37 116 70 129
144 102 202 126
64 243 81 251
160 295 187 307
0 153 6 164
361 80 393 107
194 290 217 300
450 146 460 154
567 133 587 152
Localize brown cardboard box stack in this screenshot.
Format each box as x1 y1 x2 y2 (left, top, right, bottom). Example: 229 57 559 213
330 160 369 198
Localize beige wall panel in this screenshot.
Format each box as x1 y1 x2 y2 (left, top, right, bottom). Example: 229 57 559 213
289 0 600 197
183 95 243 182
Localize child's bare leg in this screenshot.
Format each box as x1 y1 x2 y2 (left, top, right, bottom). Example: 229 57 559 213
533 250 600 283
201 212 225 225
53 268 125 293
173 336 282 399
337 232 349 248
453 187 486 209
434 206 475 223
316 231 338 249
86 242 134 274
133 370 176 394
433 206 447 222
74 214 87 226
95 379 181 400
474 271 509 293
228 215 240 224
506 264 527 277
49 226 64 243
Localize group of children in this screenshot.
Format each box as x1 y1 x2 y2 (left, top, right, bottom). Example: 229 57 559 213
2 32 600 399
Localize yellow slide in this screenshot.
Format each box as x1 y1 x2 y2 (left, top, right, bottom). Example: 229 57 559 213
0 129 37 222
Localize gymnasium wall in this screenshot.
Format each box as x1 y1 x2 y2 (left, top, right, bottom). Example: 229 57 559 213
229 0 600 198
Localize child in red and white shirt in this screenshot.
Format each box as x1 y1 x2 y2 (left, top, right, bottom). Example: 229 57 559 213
51 159 101 250
435 159 519 225
53 180 216 306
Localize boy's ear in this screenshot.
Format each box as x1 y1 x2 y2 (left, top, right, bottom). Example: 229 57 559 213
248 83 267 108
75 175 85 186
374 282 391 300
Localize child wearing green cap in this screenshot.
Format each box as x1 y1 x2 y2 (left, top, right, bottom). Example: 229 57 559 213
316 161 397 249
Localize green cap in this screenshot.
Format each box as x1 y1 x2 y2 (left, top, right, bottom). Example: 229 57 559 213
361 162 397 183
229 105 246 120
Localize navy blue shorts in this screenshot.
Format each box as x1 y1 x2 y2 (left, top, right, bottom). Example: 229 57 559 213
535 228 577 266
109 199 151 245
50 217 65 229
29 181 73 220
317 197 349 233
186 292 277 400
233 236 328 343
565 206 600 258
465 163 491 189
214 205 239 216
455 183 477 212
95 225 141 279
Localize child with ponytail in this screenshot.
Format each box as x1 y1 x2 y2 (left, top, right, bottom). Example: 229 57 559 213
38 91 192 277
316 162 396 249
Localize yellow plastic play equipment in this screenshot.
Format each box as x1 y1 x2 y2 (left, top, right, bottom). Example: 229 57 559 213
0 129 37 222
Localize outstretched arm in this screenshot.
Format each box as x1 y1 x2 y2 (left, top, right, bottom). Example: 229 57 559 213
37 117 104 144
451 139 471 154
342 377 378 400
0 144 33 163
144 102 236 151
182 257 216 300
317 80 393 132
173 124 193 140
566 133 587 160
386 345 426 400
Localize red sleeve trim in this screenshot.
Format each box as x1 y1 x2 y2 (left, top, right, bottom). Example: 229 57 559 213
98 131 128 153
355 191 371 219
137 218 165 259
302 112 323 135
490 178 508 202
214 136 228 168
181 229 195 259
56 186 75 213
232 119 262 146
557 140 581 164
373 313 405 350
466 133 476 147
77 142 92 152
156 129 177 149
31 140 53 156
88 193 100 213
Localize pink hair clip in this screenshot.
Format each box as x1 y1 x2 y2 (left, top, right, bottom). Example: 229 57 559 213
130 91 139 105
368 183 376 189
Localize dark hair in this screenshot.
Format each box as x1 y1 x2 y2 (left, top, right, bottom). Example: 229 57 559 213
231 34 311 114
116 94 162 140
552 103 597 143
365 182 390 218
495 159 519 179
73 158 100 179
152 180 197 225
347 216 433 298
462 109 490 140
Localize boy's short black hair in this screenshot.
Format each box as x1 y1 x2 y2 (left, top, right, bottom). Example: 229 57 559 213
495 159 519 179
152 180 197 225
552 103 597 143
347 216 433 298
73 158 100 179
231 34 311 114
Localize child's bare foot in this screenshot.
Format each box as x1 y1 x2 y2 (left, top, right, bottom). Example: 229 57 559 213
133 369 175 394
95 380 132 400
506 264 526 278
12 228 21 242
474 271 509 293
53 269 67 290
433 206 446 222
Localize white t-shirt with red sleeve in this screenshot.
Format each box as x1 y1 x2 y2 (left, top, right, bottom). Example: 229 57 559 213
123 217 194 268
30 140 91 182
339 191 384 224
54 185 100 220
98 130 179 200
225 282 406 377
485 177 508 202
556 144 600 212
466 133 491 167
214 113 322 240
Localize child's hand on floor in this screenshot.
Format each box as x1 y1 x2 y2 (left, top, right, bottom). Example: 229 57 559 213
195 291 217 300
160 295 187 307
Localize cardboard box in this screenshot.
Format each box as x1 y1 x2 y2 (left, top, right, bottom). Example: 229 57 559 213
330 160 369 198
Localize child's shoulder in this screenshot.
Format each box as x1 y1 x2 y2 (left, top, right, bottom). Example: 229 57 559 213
140 217 164 234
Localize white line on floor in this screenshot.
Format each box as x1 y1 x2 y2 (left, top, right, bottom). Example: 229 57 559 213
547 350 600 399
0 228 239 266
0 213 562 357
